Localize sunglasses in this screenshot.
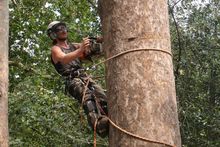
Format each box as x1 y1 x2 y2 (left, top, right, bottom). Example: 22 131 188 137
54 25 67 32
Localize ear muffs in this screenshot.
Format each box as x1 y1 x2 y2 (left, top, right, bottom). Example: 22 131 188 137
47 29 57 40
50 32 57 40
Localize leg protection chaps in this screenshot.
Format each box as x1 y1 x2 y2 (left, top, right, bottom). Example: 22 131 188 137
67 77 109 137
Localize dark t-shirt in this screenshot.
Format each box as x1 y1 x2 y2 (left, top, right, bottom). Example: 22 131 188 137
51 44 82 76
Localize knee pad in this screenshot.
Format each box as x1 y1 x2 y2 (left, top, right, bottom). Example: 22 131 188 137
83 100 97 114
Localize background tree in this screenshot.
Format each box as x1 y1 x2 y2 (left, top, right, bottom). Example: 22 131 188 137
0 0 9 146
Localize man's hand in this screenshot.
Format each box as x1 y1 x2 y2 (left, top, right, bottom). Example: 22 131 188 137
96 36 103 43
79 37 91 58
80 37 90 50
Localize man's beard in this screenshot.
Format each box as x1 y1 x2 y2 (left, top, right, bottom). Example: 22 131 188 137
57 36 67 42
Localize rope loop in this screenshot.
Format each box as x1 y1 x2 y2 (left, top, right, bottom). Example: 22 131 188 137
104 116 176 147
93 119 98 147
92 48 172 68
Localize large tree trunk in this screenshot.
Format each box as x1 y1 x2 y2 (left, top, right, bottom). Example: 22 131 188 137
98 0 181 147
0 0 9 146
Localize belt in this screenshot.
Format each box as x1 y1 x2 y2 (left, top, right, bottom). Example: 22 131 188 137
71 69 86 77
62 68 87 79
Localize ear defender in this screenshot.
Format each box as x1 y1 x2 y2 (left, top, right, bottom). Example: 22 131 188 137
50 32 57 40
48 29 57 40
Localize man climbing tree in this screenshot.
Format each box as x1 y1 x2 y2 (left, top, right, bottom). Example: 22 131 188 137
98 0 181 146
47 21 109 137
0 0 9 146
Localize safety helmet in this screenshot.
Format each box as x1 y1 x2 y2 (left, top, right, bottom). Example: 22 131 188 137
47 21 66 40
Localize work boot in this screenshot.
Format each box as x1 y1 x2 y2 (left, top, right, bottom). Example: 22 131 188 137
87 111 109 137
83 99 109 137
96 116 109 137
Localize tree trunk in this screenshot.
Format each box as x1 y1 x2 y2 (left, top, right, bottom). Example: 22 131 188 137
98 0 181 147
0 0 9 146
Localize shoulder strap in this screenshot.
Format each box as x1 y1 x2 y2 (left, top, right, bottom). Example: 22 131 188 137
69 43 77 52
54 45 65 52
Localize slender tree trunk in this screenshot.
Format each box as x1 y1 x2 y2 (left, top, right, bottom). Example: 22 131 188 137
0 0 9 146
98 0 181 146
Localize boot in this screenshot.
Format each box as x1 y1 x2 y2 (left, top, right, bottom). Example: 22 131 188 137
87 112 109 137
83 100 109 137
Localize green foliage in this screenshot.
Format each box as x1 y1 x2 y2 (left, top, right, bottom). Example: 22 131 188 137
170 0 220 146
9 0 106 146
9 74 107 146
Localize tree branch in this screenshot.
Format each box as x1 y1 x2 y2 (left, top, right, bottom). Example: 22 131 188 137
171 0 182 10
87 0 97 10
11 0 17 6
169 4 183 78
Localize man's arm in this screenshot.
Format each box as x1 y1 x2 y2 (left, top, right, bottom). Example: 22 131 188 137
72 43 81 49
52 38 90 64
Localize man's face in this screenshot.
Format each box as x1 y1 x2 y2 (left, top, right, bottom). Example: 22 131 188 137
55 25 68 40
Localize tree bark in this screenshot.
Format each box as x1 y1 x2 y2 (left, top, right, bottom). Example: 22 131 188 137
0 0 9 146
98 0 181 147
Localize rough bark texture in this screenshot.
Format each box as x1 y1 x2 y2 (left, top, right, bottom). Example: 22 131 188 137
98 0 181 147
0 0 9 146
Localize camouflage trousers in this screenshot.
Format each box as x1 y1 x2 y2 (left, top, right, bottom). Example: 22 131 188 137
65 74 109 137
66 75 108 115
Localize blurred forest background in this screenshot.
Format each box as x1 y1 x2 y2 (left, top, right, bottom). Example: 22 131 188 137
9 0 219 146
